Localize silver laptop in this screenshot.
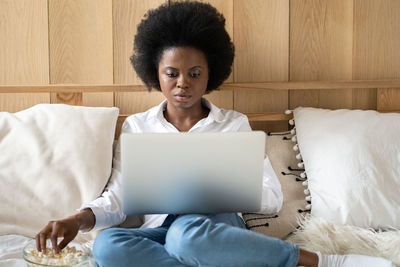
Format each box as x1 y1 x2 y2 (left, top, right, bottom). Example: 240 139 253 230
121 131 265 214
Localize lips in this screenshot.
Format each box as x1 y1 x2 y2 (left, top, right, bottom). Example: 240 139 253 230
174 93 191 102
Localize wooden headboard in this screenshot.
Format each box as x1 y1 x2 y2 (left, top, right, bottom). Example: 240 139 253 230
2 1 400 138
1 80 400 139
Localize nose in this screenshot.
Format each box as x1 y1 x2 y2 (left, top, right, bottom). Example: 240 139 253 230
177 74 189 89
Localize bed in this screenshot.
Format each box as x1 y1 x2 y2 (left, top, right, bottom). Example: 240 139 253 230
1 81 400 266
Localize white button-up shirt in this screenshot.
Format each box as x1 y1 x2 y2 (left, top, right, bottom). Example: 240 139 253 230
80 99 283 231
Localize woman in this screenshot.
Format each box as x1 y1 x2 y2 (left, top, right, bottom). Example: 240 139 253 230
36 2 394 266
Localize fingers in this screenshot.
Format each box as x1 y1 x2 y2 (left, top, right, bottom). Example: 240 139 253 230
35 233 41 252
35 217 79 254
58 236 73 251
40 232 47 253
36 221 54 253
50 222 62 254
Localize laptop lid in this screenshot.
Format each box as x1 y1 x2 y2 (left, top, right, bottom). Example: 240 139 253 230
121 131 265 214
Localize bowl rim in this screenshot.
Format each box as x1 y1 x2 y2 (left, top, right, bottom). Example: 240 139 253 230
23 240 90 267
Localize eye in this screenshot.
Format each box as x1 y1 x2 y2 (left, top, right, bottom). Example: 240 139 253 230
166 72 178 78
190 71 201 78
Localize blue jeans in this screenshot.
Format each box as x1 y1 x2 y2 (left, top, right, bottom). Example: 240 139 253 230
93 213 299 267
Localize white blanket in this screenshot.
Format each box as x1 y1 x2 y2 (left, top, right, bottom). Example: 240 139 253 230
0 235 31 267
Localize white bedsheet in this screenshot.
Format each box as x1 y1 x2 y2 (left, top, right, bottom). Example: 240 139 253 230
0 235 31 267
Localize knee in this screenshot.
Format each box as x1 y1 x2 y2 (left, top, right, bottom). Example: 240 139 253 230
92 228 118 266
165 215 212 262
92 228 135 267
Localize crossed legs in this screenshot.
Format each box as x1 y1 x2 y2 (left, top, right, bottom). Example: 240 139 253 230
93 213 299 267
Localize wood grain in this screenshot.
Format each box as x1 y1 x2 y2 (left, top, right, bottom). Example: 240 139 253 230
223 80 400 90
0 94 50 113
203 90 233 110
234 88 289 132
115 90 165 114
234 0 289 82
0 84 147 93
0 0 49 111
83 93 114 107
290 0 354 110
290 0 353 81
233 0 289 131
353 0 400 111
0 0 49 85
377 88 400 111
353 0 400 80
352 88 377 110
289 89 352 110
2 80 400 93
113 0 166 85
48 0 113 105
50 92 82 106
234 89 288 113
113 0 166 113
2 0 400 117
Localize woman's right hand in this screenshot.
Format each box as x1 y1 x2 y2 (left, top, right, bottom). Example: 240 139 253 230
35 208 95 254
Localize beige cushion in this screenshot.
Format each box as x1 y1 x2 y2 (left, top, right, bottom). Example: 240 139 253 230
0 104 119 240
243 133 306 239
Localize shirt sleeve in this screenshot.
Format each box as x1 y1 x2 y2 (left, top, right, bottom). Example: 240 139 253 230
237 116 283 214
78 120 134 231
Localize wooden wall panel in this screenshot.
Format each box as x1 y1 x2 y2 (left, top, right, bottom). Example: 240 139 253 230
116 90 165 114
200 0 233 83
353 0 400 80
289 89 352 110
234 89 288 132
353 0 400 111
377 88 400 111
290 0 353 81
113 0 166 85
204 90 233 110
0 93 50 113
83 93 114 107
352 88 377 110
113 0 166 113
289 88 377 110
1 0 400 118
50 93 82 106
234 90 287 113
234 0 289 83
201 1 234 111
290 0 354 110
234 0 289 131
49 0 113 106
0 0 49 111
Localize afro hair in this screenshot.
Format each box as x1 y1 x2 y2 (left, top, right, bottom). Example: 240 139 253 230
130 1 235 92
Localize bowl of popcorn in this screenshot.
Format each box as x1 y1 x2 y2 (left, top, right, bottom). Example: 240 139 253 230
23 240 91 266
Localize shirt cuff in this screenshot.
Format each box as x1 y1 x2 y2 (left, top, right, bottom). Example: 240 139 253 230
77 204 108 233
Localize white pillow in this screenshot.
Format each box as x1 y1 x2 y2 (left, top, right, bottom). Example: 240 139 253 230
292 107 400 229
0 104 119 238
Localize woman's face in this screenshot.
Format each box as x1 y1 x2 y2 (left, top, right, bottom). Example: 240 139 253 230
158 47 209 111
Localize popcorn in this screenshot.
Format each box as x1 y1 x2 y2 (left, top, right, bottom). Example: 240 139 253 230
25 245 86 266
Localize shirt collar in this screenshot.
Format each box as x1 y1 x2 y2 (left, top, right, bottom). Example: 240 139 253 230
151 98 225 123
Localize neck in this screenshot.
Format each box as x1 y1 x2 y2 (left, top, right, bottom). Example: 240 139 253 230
163 101 210 131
